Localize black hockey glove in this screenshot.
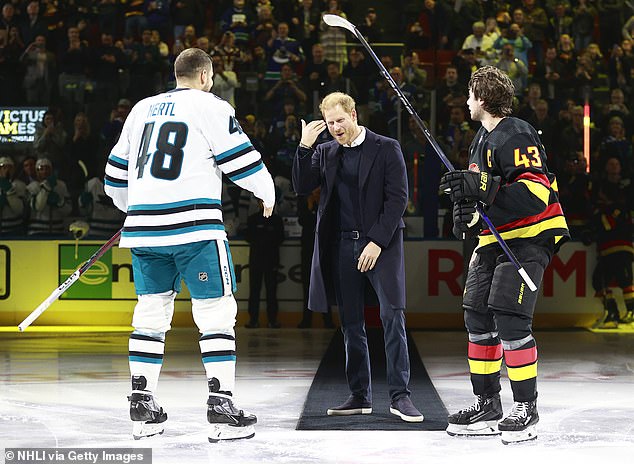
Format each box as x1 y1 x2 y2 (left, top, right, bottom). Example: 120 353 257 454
452 200 482 240
440 170 500 205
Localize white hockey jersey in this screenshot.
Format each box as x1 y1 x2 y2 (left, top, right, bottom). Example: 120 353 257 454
104 88 275 248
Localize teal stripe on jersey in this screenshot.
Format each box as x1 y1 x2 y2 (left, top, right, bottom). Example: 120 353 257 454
122 223 225 237
105 178 128 187
109 155 128 166
202 355 237 363
129 356 163 364
229 162 263 181
216 142 253 161
128 198 222 211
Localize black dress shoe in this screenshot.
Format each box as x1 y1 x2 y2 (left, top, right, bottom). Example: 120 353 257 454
327 395 372 416
244 320 259 328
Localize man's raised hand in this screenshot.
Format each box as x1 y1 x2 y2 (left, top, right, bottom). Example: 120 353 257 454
300 119 326 148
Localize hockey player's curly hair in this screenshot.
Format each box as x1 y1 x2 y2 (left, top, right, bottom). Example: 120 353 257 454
468 66 515 118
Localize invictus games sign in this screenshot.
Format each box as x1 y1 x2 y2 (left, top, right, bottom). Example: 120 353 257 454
0 107 46 143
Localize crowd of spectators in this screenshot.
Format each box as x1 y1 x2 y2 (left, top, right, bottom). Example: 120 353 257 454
0 0 632 245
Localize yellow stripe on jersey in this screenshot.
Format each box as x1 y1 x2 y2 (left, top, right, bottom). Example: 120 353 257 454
551 179 558 192
518 179 550 206
507 363 538 381
478 216 569 247
599 245 634 256
468 359 503 375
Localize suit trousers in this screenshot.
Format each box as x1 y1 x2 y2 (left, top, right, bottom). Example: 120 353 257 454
332 237 411 403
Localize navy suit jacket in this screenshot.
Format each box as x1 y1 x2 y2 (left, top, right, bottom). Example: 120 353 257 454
292 128 408 313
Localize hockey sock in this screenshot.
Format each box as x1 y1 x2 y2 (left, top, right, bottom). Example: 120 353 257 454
468 339 503 397
503 336 537 402
129 331 165 392
623 285 633 313
199 333 236 394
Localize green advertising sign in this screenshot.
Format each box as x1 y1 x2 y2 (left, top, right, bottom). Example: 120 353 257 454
59 245 113 299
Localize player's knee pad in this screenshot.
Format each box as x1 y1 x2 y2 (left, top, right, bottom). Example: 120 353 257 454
493 309 533 343
132 291 176 333
464 307 497 337
192 295 237 334
489 261 544 319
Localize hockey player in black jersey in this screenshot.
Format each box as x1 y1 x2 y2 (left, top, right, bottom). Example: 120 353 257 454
440 66 569 444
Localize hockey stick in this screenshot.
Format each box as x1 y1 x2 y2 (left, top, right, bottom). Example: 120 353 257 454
18 228 123 331
323 14 537 291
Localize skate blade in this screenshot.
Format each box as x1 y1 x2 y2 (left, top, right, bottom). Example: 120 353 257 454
501 424 538 445
132 421 165 440
446 420 501 437
208 424 255 443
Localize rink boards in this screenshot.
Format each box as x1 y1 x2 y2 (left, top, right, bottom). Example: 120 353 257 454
0 240 616 328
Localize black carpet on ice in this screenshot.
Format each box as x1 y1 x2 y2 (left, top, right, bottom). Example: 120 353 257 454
296 329 448 430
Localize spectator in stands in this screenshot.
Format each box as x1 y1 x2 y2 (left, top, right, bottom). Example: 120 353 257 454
558 150 592 238
586 43 606 75
0 25 25 105
129 29 162 100
1 2 17 35
265 21 304 84
301 42 333 98
522 0 549 66
20 34 55 105
435 64 468 132
211 54 239 107
290 0 320 53
527 99 557 157
598 0 626 54
78 175 126 239
493 22 532 68
401 50 427 93
358 7 383 44
550 2 573 45
608 43 632 93
494 43 528 97
220 0 255 49
252 3 277 48
123 0 147 39
212 30 248 72
375 66 417 140
146 0 171 42
416 0 449 50
517 82 542 120
484 17 501 43
19 1 47 47
342 47 372 125
598 116 632 178
601 88 631 134
263 63 307 117
573 51 598 101
322 61 357 100
66 111 100 212
534 45 566 112
462 21 495 62
0 155 27 236
26 158 72 236
58 26 91 113
557 105 587 173
319 0 348 67
17 156 37 186
33 110 67 170
101 98 132 154
572 0 597 53
93 32 125 108
172 0 203 43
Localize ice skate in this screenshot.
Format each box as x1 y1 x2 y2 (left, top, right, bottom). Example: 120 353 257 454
593 309 620 329
207 394 257 443
622 310 634 324
128 375 167 440
498 400 539 445
446 394 503 436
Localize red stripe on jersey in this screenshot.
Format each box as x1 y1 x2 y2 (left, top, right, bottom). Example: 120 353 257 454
468 342 503 360
516 171 551 188
598 240 634 252
481 203 564 235
504 346 538 367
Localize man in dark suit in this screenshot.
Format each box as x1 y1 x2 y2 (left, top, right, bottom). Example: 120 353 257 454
292 92 423 422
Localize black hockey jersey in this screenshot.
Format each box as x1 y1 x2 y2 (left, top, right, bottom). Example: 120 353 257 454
468 117 569 250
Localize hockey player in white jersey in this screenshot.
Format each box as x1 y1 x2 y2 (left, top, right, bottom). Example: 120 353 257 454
104 48 275 442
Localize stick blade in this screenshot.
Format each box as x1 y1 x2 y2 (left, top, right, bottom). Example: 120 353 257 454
322 14 355 32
